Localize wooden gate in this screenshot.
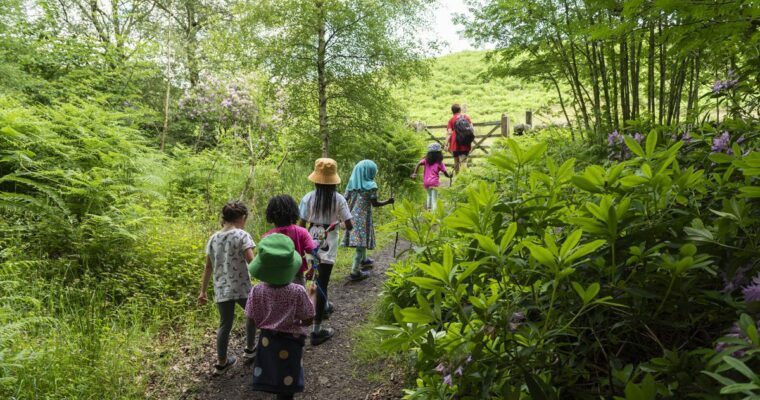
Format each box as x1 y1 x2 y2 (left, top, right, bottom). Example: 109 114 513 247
413 113 511 164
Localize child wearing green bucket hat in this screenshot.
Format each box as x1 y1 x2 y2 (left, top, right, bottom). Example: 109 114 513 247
246 234 316 399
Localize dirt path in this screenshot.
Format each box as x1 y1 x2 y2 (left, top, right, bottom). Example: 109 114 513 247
189 240 410 400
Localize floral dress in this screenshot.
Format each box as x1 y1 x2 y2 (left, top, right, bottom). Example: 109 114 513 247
342 189 376 249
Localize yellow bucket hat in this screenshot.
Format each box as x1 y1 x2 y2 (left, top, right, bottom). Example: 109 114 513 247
308 158 341 185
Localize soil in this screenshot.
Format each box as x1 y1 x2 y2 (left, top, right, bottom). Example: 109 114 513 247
187 240 411 400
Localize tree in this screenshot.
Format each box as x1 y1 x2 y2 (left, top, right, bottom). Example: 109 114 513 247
152 0 228 87
41 0 158 66
241 0 435 157
464 0 760 143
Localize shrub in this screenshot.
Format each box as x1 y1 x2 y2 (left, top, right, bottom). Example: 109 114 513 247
379 124 759 398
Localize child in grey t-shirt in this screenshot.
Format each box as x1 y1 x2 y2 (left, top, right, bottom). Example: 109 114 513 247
198 200 256 375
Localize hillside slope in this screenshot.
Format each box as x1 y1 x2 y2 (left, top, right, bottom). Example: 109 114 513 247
397 50 562 126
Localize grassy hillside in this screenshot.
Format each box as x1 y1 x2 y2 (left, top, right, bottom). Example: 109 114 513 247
397 50 563 126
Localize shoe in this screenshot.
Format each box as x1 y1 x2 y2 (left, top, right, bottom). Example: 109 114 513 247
242 348 256 364
349 270 370 281
323 302 335 319
213 355 237 376
361 258 375 270
310 328 335 346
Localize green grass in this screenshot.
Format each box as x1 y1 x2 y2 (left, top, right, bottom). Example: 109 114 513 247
397 50 563 126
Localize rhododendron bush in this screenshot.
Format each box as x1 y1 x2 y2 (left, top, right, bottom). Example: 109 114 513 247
380 120 759 398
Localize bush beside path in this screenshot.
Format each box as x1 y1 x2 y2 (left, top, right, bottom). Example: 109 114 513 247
188 240 411 400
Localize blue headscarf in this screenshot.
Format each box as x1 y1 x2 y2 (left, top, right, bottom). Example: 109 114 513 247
345 160 378 192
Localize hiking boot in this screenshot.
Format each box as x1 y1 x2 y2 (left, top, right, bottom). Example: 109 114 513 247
310 328 335 346
361 258 375 270
349 270 370 281
242 348 256 364
213 355 237 376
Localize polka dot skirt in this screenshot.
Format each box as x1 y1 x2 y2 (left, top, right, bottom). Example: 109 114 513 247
251 329 306 395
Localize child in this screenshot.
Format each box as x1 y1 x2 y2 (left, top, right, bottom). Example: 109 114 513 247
198 200 257 375
342 160 394 281
298 158 353 345
246 234 316 400
411 143 450 211
262 195 317 286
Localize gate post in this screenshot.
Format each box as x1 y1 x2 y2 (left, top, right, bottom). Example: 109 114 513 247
525 110 533 127
501 113 510 137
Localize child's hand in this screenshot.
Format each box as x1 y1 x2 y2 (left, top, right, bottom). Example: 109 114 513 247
197 293 208 306
387 197 395 204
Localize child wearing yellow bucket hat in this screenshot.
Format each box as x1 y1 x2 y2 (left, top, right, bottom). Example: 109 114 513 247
298 158 353 345
245 233 316 399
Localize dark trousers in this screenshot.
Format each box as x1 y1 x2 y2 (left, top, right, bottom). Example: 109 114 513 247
217 298 256 360
314 263 333 323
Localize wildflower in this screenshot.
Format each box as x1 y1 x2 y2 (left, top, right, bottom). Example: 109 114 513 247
712 71 739 94
509 322 520 332
443 374 453 386
742 273 760 304
737 136 746 144
711 132 731 154
633 132 644 144
221 98 232 108
607 130 624 146
455 366 464 376
511 311 525 321
681 132 692 144
434 363 446 374
465 355 473 364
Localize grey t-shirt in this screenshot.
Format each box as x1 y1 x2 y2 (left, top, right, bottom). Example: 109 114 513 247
205 228 255 302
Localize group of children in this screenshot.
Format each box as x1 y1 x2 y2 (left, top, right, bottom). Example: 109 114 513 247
198 147 449 399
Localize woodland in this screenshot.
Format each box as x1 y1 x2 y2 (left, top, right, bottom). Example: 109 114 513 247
1 0 759 399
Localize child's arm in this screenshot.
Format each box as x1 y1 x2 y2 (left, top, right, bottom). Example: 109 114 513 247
244 247 255 264
441 162 451 178
411 159 424 179
371 197 395 207
198 255 212 306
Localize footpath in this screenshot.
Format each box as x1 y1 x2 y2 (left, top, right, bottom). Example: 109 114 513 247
190 240 410 400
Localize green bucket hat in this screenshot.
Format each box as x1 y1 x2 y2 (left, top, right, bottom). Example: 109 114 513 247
247 233 302 286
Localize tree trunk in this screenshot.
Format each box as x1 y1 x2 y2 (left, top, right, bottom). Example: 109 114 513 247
632 37 642 119
584 41 603 137
647 22 655 117
610 42 620 129
161 76 171 151
316 1 329 157
549 73 575 140
185 2 200 87
598 43 613 130
620 36 630 125
658 18 665 125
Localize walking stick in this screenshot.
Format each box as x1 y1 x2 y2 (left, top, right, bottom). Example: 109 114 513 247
391 186 399 259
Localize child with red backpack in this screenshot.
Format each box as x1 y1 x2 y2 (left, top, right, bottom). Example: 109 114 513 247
445 103 475 173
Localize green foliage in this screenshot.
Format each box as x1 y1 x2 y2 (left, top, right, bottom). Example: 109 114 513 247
379 124 759 398
397 50 561 125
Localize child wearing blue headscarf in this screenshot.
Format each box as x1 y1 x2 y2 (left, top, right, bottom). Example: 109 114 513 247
342 160 394 281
